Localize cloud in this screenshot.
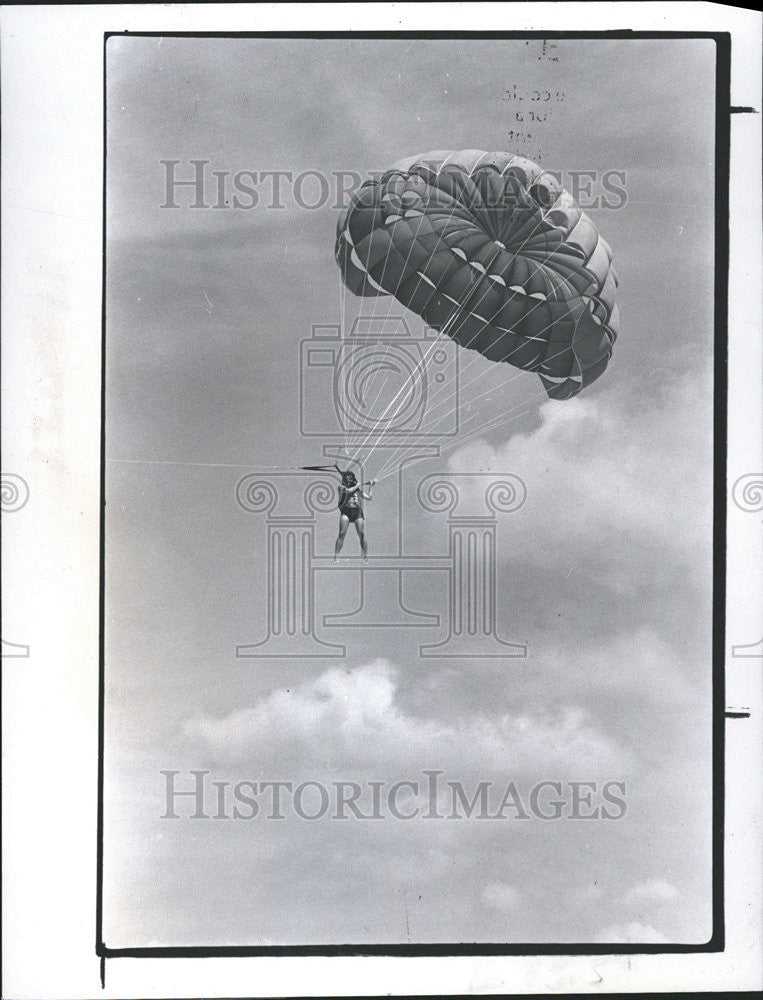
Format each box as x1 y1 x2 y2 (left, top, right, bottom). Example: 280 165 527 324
447 371 713 596
185 658 627 777
483 881 521 913
595 921 670 944
440 625 701 714
624 878 679 907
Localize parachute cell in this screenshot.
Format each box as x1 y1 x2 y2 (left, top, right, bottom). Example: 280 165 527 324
335 149 619 399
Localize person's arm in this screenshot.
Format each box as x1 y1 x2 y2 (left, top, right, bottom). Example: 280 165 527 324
360 479 376 501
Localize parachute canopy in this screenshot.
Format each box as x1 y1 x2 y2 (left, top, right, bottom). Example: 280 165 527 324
335 149 619 399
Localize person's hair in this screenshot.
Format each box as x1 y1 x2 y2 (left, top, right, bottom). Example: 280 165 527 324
341 470 357 487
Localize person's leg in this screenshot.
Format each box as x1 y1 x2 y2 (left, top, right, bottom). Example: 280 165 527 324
354 516 367 561
334 514 350 561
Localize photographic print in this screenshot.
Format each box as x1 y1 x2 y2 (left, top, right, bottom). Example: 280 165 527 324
101 32 722 954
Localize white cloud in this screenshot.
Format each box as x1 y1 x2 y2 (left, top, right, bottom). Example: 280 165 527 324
535 626 705 708
482 881 521 913
447 372 713 593
595 920 670 944
624 878 679 907
185 658 626 776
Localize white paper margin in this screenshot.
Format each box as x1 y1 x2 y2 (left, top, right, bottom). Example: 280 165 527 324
1 3 761 997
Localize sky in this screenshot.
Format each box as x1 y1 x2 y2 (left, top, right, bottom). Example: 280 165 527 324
103 35 717 948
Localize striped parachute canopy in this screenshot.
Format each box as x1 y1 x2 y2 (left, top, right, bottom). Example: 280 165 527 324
335 149 619 399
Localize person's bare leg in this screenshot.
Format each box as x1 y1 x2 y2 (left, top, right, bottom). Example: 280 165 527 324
354 517 367 561
334 515 349 561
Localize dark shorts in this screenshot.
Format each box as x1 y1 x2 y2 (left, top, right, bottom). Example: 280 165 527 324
340 506 363 523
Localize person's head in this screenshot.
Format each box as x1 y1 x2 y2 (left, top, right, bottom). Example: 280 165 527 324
341 470 357 488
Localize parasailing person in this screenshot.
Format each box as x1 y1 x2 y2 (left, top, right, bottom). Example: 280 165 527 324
301 464 377 561
335 467 376 562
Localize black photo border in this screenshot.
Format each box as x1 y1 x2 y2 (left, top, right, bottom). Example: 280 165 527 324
96 27 730 972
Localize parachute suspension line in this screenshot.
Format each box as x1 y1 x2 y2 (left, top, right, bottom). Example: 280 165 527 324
373 356 544 483
354 166 513 470
348 174 473 467
343 169 416 465
371 360 553 481
374 296 592 482
341 277 354 459
339 276 347 455
348 161 468 462
353 165 433 439
373 279 574 477
364 239 505 473
380 175 584 455
372 214 592 482
360 176 573 472
375 393 539 483
346 152 616 422
346 163 474 465
371 189 576 479
375 397 537 483
339 155 614 479
374 301 592 482
373 323 581 479
373 343 564 482
355 279 492 472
